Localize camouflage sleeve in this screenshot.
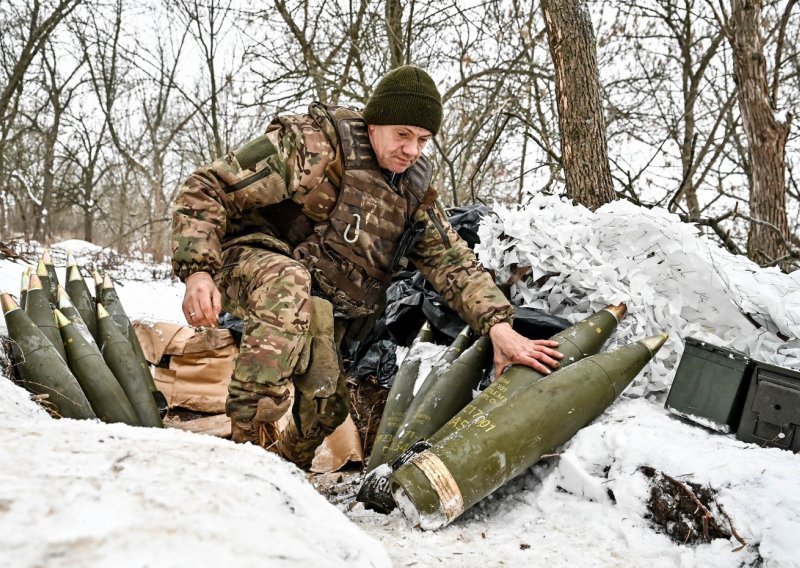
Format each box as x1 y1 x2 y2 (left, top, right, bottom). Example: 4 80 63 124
408 204 515 335
171 114 333 281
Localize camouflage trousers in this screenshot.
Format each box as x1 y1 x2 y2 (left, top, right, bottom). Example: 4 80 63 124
215 245 349 468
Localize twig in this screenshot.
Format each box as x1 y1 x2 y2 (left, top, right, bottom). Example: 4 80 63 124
668 133 699 214
661 471 714 541
717 502 748 549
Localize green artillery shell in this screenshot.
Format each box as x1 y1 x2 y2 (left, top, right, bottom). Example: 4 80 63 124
65 260 98 341
381 325 477 465
389 335 491 461
25 274 66 361
358 333 491 513
35 260 55 307
97 304 163 428
93 270 103 302
98 274 158 394
390 333 668 530
366 322 435 473
42 248 60 302
19 268 30 310
428 304 627 446
2 293 95 419
57 285 101 354
55 309 141 425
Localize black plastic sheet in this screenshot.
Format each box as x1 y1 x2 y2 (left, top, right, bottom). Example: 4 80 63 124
352 339 399 387
447 205 492 249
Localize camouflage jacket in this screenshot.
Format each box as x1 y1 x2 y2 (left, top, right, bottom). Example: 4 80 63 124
171 104 514 335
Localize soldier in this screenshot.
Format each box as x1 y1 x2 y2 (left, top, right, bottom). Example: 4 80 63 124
171 65 562 468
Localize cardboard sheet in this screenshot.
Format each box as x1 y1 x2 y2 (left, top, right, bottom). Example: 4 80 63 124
135 321 364 472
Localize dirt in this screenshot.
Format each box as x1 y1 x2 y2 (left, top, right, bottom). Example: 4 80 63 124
640 465 736 545
346 376 388 459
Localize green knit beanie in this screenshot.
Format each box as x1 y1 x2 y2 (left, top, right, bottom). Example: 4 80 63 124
362 65 443 135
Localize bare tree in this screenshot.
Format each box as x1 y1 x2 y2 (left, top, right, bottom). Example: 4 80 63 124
29 40 85 242
0 0 81 177
60 112 112 242
172 0 236 161
81 0 199 258
718 0 794 268
542 0 615 210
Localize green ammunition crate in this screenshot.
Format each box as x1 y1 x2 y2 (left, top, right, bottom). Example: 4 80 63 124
665 337 753 433
736 362 800 452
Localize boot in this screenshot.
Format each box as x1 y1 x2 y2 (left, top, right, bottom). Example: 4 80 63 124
231 418 282 449
229 392 290 451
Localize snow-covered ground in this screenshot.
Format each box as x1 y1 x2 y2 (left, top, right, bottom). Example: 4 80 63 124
1 197 799 567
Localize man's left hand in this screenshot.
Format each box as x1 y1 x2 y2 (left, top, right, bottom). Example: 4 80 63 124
488 322 563 380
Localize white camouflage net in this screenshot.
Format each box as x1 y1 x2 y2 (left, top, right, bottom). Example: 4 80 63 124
476 194 800 397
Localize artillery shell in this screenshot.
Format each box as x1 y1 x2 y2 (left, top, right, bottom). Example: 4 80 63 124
428 304 627 446
97 304 163 428
390 333 667 530
42 248 60 302
35 259 55 306
2 293 95 419
25 274 66 361
99 273 166 412
65 260 98 341
365 321 435 473
56 309 141 425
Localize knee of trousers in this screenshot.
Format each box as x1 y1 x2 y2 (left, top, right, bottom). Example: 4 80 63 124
232 260 314 388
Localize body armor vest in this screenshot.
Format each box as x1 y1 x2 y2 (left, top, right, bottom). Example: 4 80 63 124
293 104 435 318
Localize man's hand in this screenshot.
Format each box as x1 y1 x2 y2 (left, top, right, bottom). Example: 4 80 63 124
488 322 563 380
182 271 222 328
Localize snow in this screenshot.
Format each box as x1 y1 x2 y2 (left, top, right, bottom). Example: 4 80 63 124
2 197 800 567
0 373 390 567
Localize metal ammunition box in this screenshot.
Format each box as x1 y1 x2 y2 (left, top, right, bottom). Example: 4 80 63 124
736 362 800 452
665 338 752 433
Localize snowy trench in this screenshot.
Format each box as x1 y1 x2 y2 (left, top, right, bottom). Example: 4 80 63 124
1 197 799 567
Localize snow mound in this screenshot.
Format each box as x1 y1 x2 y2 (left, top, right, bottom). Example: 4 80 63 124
476 195 800 396
0 379 390 567
51 239 104 255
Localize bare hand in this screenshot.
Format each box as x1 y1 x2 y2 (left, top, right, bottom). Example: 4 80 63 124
488 322 563 379
182 271 222 327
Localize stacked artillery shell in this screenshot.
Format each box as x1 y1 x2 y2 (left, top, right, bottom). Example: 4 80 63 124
428 303 627 446
55 309 141 425
25 274 67 361
93 270 103 305
42 248 60 303
65 253 98 341
19 268 30 310
358 326 483 513
97 304 163 428
1 293 95 419
390 333 668 530
98 274 159 396
57 285 99 349
36 260 55 306
359 304 628 515
365 322 435 474
381 325 477 466
389 335 491 461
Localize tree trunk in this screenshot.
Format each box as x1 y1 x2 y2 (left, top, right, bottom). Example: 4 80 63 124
542 0 615 210
34 111 62 243
728 0 792 268
386 0 404 69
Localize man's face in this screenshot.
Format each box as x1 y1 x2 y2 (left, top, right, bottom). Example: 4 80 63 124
367 124 432 173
